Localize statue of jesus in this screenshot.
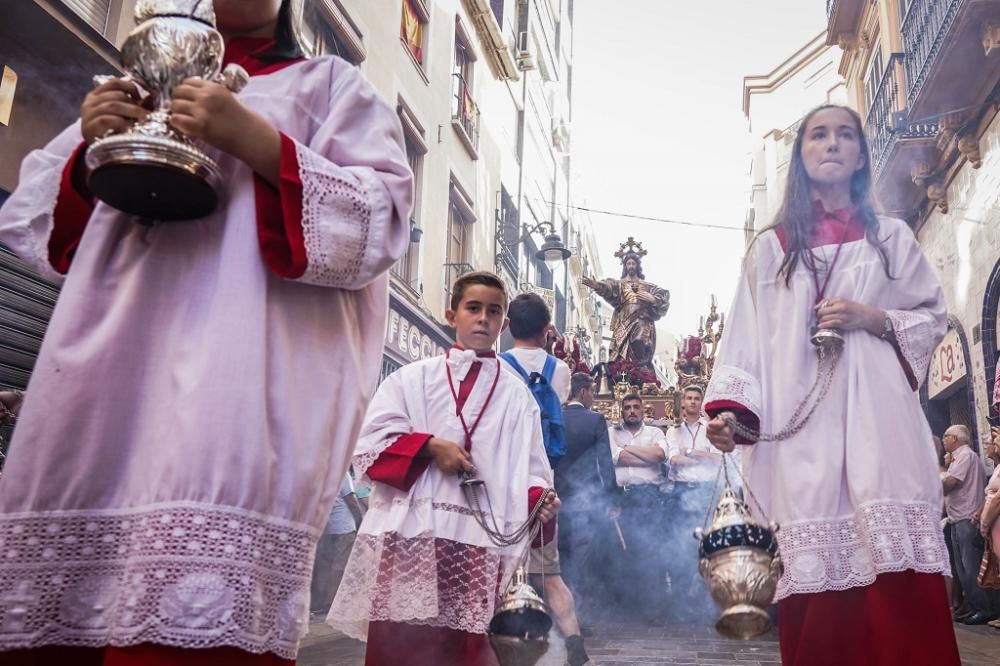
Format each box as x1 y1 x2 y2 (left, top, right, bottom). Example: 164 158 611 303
581 237 670 367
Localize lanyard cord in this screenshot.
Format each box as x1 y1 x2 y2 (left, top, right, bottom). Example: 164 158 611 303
810 217 854 305
684 421 703 448
445 352 502 452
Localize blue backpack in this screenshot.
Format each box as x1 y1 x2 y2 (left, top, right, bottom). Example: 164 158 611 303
500 352 566 464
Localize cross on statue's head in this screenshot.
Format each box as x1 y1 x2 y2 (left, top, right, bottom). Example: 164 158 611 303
615 237 647 280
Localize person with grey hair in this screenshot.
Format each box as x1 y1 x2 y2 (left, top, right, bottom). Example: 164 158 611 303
942 424 999 624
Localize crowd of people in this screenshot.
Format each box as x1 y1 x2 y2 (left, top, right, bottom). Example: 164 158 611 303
940 425 1000 628
0 1 997 664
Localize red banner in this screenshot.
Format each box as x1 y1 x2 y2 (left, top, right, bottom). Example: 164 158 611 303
401 0 423 65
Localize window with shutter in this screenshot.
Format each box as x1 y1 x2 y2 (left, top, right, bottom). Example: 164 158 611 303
61 0 113 36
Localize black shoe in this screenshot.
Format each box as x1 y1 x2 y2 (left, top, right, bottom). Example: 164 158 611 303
578 625 595 637
565 635 591 666
961 612 997 626
953 609 975 622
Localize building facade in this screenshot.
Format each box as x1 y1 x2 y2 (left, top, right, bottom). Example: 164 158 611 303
0 1 137 392
0 0 608 391
824 0 1000 454
742 31 847 245
325 0 605 375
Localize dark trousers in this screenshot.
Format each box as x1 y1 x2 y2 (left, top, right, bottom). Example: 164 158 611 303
950 518 1000 615
664 481 721 622
619 484 668 619
559 509 608 619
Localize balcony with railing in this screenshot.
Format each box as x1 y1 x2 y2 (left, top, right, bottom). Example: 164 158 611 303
902 0 1000 121
863 53 938 214
452 74 481 157
865 54 938 179
825 0 865 45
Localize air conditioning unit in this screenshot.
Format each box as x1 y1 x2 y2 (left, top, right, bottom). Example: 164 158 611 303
516 30 535 71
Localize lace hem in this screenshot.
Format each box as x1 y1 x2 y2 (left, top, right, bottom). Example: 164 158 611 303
326 532 516 641
705 364 762 418
295 141 374 289
774 500 950 600
0 502 318 658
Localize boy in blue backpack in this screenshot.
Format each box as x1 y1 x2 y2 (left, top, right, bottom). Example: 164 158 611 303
501 293 594 666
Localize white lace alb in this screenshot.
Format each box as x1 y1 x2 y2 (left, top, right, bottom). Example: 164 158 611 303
886 309 933 385
326 532 516 641
775 499 950 600
295 141 374 289
0 501 318 658
705 364 762 419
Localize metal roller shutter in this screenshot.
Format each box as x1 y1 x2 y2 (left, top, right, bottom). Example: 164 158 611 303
61 0 112 36
0 244 58 391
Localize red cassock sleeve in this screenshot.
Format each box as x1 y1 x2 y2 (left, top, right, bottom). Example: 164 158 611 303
253 132 308 279
366 432 434 492
529 486 557 548
704 400 761 446
48 143 95 274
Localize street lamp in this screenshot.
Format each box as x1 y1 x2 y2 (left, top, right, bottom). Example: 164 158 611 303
536 229 572 270
495 220 572 270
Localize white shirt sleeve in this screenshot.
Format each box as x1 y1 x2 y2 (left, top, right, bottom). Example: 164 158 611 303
554 362 571 403
650 427 669 456
339 473 354 498
608 426 622 464
665 426 682 460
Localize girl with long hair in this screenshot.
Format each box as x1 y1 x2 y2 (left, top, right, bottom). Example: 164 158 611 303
704 104 960 665
0 1 412 664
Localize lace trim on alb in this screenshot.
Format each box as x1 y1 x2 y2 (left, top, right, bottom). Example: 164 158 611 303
295 142 373 289
366 495 522 529
19 155 67 285
0 502 318 658
705 364 762 418
326 532 516 641
886 309 932 386
774 499 950 600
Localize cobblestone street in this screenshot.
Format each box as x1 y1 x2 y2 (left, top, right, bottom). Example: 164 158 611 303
299 620 1000 665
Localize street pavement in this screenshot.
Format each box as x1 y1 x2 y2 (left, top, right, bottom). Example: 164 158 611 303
298 618 1000 665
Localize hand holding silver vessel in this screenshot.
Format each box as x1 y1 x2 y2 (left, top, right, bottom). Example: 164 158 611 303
83 0 251 222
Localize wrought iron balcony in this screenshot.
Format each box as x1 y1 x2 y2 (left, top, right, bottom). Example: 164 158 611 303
864 53 938 180
902 0 962 110
451 74 480 154
825 0 865 45
901 0 1000 121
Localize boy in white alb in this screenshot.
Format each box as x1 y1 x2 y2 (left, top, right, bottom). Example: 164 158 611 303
328 272 558 666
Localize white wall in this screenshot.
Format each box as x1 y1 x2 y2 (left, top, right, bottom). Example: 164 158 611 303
917 111 1000 453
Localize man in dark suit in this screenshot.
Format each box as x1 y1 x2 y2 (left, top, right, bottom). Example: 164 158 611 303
556 372 619 621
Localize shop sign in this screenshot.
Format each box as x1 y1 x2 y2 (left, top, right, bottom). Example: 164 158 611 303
928 328 967 399
385 302 448 363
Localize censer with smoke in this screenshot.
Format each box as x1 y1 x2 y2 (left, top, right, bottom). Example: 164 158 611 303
694 462 781 640
460 472 554 666
695 325 844 639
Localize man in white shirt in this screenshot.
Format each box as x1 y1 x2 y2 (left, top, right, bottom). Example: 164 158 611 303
942 425 999 625
608 393 669 623
664 385 732 621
